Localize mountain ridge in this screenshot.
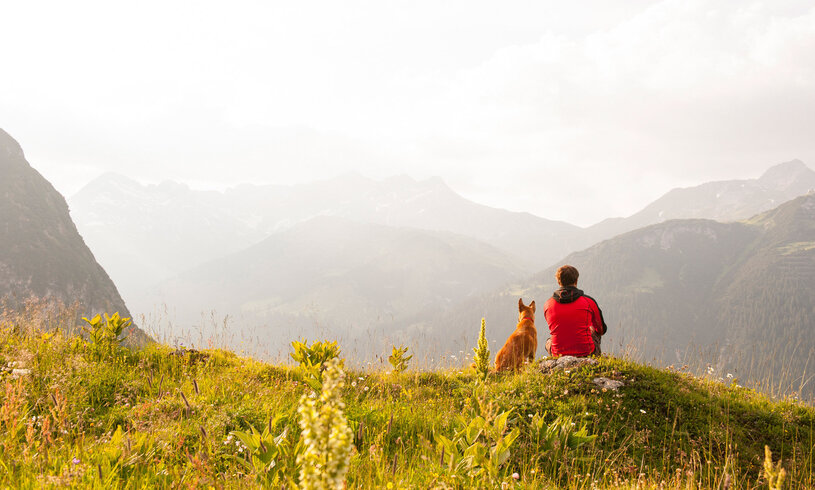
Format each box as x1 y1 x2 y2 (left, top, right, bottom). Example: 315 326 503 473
0 129 144 341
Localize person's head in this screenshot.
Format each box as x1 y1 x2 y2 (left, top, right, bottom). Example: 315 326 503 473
556 265 579 287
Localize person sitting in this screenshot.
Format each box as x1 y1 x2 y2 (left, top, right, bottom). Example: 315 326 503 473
543 264 606 357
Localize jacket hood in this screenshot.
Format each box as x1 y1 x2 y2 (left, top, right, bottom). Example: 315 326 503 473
553 286 584 304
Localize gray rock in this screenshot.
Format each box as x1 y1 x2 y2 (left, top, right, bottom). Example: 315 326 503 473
539 356 598 373
539 359 558 371
593 377 624 391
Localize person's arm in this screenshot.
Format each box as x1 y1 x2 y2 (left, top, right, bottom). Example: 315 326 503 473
584 295 607 335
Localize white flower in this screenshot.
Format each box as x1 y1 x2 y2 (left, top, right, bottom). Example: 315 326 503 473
512 472 520 479
351 381 357 387
364 386 369 391
297 358 353 489
640 409 646 414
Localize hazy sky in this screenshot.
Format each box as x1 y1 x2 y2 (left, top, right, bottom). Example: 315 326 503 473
2 0 814 226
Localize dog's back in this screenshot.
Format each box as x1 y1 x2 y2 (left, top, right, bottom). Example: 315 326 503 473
494 298 538 372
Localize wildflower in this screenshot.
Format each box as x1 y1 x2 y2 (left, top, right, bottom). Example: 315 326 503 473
528 414 534 418
473 318 491 381
727 373 733 379
640 409 646 414
72 457 80 465
512 472 520 480
364 386 369 391
297 358 353 489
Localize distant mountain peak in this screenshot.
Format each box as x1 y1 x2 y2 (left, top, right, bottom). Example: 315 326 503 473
758 159 813 186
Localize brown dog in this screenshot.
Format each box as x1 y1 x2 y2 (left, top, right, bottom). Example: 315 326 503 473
494 298 538 372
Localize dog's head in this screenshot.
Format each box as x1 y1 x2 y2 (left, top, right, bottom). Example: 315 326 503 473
518 298 536 321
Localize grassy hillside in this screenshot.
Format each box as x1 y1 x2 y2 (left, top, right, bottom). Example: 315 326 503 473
1 308 813 489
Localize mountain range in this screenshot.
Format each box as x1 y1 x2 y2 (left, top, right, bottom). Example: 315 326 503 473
152 216 527 358
69 159 815 319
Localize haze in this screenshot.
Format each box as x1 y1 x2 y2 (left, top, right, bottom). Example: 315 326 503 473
2 0 814 225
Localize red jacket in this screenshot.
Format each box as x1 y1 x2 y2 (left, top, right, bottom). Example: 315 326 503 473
543 287 606 357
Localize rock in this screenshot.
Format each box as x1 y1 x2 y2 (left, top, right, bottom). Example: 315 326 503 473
168 347 210 365
539 359 558 371
593 377 624 391
539 356 598 373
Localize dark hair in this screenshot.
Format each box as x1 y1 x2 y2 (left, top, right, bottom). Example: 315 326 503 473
556 265 579 287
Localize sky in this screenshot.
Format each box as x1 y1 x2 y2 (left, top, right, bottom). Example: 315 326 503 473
1 0 814 226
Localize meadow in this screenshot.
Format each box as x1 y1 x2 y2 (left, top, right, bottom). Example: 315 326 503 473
0 306 812 489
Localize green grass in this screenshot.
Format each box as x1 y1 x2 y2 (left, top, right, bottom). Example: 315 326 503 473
1 309 813 488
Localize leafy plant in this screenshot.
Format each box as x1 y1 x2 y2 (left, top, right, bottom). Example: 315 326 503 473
290 339 342 390
528 411 596 474
388 345 412 373
472 317 490 381
230 415 302 487
81 312 131 359
435 405 520 484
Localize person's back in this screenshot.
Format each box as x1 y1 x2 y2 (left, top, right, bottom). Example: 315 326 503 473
543 265 606 357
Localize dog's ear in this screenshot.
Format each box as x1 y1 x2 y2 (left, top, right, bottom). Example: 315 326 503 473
530 300 536 313
518 298 524 311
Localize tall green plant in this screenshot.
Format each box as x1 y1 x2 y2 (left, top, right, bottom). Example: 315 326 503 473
297 357 354 489
472 318 490 380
